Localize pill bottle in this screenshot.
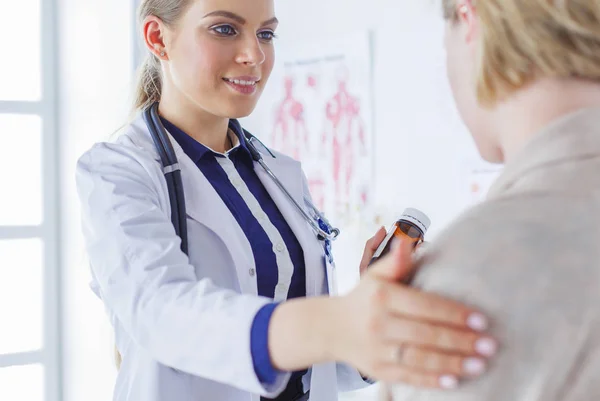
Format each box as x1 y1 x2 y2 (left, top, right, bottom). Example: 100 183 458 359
369 207 431 265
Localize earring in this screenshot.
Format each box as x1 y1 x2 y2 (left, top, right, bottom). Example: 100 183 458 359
160 51 166 57
457 3 471 21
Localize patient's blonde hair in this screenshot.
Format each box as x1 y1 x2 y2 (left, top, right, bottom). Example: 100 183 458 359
442 0 600 105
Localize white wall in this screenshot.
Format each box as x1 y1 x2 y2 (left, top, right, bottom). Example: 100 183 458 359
57 1 133 400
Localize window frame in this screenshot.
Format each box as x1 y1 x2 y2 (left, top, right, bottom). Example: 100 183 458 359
0 0 62 399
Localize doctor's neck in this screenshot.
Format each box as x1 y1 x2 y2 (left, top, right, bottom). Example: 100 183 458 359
158 86 232 153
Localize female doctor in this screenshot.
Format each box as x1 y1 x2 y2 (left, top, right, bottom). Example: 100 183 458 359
75 0 498 400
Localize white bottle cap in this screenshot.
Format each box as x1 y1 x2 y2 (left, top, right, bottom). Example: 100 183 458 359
399 208 431 235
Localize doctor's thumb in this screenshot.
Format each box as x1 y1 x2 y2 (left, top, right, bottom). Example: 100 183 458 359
367 238 414 283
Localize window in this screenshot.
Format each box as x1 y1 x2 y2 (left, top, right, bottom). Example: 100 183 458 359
0 0 61 400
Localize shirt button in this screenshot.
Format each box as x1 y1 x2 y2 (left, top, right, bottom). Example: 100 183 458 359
275 242 285 252
249 268 256 277
276 284 287 293
232 178 242 188
257 212 267 221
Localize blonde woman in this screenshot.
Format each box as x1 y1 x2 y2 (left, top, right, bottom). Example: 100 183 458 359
390 0 600 399
75 0 498 400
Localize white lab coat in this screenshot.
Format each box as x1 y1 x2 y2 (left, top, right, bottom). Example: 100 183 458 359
76 116 369 401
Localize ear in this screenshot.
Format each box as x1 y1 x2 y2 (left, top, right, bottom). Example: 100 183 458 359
143 16 169 60
457 0 478 43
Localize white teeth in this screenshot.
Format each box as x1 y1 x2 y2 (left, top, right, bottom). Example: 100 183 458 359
226 78 257 86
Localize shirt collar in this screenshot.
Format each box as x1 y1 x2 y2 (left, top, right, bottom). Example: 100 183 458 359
159 117 252 163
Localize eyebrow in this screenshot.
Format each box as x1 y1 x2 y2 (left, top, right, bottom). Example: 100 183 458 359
261 17 279 27
203 10 279 27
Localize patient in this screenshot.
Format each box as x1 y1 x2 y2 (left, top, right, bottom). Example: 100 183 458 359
390 0 600 400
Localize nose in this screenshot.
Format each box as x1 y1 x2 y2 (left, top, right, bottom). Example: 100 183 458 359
236 36 266 66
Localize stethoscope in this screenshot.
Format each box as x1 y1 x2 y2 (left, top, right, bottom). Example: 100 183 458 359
142 102 340 255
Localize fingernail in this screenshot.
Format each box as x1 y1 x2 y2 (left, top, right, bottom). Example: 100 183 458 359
466 313 489 332
475 338 498 357
463 357 486 376
439 375 459 389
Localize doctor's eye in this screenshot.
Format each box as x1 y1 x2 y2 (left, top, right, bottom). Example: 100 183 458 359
257 30 277 42
211 24 238 36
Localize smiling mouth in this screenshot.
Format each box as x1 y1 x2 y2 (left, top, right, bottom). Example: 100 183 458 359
223 78 260 86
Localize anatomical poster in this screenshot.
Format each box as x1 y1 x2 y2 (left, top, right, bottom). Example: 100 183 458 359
264 31 374 226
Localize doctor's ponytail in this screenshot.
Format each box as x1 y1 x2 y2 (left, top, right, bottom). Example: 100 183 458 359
133 55 162 113
131 0 194 114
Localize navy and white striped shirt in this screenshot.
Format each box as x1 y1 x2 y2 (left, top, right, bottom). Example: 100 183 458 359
161 117 307 388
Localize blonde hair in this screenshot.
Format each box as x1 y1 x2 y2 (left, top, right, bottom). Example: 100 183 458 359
133 0 194 113
114 0 193 369
442 0 600 105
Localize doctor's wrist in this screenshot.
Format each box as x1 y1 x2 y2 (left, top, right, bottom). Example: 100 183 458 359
320 296 347 362
268 296 339 371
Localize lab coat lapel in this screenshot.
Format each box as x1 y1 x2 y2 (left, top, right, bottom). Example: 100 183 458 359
254 154 326 298
175 144 257 294
130 116 256 293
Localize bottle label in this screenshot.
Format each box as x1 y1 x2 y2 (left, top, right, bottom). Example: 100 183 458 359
372 225 397 259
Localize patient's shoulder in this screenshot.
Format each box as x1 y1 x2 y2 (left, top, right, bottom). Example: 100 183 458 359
424 192 596 266
419 197 540 270
414 193 599 308
404 194 600 401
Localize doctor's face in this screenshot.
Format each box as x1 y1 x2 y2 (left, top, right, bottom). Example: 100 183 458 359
163 0 277 119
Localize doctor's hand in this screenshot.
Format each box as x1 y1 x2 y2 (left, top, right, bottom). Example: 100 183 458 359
332 239 498 389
